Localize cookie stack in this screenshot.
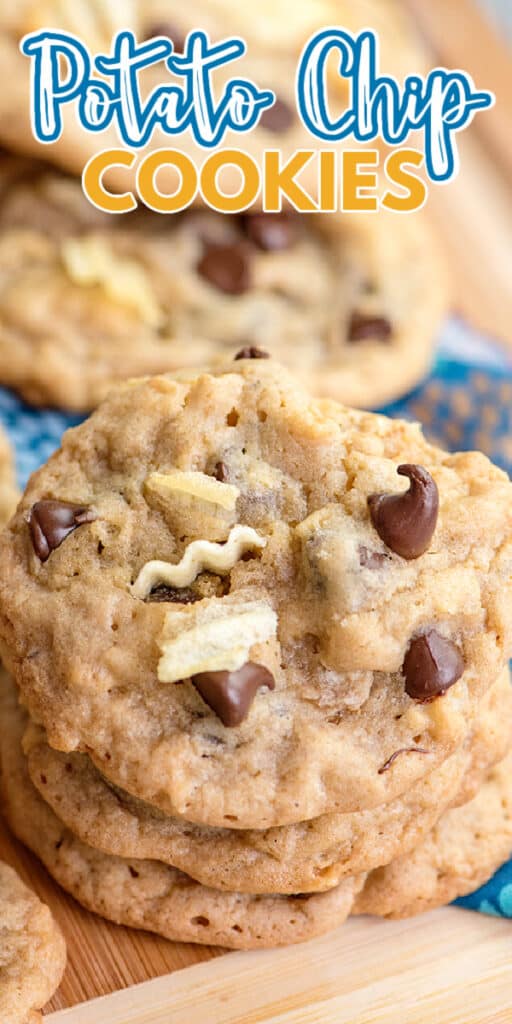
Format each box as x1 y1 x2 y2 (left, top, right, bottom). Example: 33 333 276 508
0 357 511 948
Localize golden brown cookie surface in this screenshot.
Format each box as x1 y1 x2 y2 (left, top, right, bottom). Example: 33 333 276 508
1 361 511 829
22 668 512 894
0 861 66 1024
355 745 512 919
0 677 360 951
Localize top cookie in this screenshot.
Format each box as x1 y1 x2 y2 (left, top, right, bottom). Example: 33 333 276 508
0 861 66 1024
0 358 511 829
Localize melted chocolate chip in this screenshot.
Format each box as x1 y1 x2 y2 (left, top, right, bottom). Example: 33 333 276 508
260 98 295 133
368 465 439 560
378 746 430 775
348 313 392 343
144 22 185 50
234 346 270 360
147 584 200 605
358 546 389 570
197 243 251 295
403 631 465 702
192 662 275 727
213 461 229 482
29 500 96 562
243 213 297 252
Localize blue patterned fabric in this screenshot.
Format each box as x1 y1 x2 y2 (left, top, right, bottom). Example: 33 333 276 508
0 316 511 916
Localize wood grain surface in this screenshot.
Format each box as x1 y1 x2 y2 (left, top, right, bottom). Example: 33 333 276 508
46 909 512 1024
0 3 510 1021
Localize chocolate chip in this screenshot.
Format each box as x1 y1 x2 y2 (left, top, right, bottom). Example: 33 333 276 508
197 243 251 295
403 631 465 702
243 213 297 252
213 461 229 482
368 465 439 560
358 546 389 570
29 500 96 562
260 98 295 133
348 313 392 343
234 346 270 360
147 584 200 605
192 662 275 727
378 747 430 775
144 22 185 50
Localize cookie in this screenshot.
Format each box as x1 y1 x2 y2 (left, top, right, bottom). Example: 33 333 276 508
23 669 512 894
1 360 512 831
0 1 424 198
0 682 361 950
0 0 338 205
0 151 445 410
453 668 512 809
141 0 424 68
354 747 512 919
0 424 19 528
0 861 66 1024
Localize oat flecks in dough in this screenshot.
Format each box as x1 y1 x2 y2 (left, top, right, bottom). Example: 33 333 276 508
145 470 240 510
131 524 266 598
158 598 277 683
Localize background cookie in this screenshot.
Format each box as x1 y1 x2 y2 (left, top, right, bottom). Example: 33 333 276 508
1 360 511 830
0 861 66 1024
0 151 446 410
23 668 512 894
0 1 425 199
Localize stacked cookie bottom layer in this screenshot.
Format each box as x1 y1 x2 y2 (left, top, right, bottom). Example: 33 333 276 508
2 670 512 950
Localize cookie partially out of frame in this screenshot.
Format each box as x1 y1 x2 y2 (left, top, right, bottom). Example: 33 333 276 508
0 0 425 199
0 151 445 410
355 746 512 919
23 669 512 895
0 861 66 1024
0 679 361 951
1 359 512 831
